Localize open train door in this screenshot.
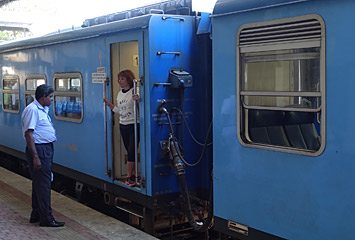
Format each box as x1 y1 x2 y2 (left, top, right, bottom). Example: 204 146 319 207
105 32 146 195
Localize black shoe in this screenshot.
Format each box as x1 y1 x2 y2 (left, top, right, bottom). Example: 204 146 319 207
40 220 65 227
29 217 40 223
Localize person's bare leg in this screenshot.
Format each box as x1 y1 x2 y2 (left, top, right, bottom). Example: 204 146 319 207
127 162 135 178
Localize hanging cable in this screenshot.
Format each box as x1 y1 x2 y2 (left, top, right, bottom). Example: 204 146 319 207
172 107 212 146
174 121 212 167
158 104 212 167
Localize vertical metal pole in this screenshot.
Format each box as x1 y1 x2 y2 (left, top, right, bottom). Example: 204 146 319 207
133 79 139 184
104 77 111 176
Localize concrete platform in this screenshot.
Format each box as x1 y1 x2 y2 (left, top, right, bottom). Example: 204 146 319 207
0 166 157 240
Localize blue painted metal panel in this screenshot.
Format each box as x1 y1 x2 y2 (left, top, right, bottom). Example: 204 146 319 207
197 12 212 35
212 0 355 239
50 38 110 181
213 0 311 16
147 15 212 197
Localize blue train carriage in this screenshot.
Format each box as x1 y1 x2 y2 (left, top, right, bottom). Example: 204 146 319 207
212 0 354 239
0 1 212 235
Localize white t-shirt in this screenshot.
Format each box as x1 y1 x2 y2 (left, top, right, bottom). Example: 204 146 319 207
112 88 138 125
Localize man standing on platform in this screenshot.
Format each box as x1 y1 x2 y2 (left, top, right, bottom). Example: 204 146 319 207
21 84 64 227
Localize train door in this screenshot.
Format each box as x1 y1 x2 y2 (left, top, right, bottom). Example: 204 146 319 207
106 34 145 192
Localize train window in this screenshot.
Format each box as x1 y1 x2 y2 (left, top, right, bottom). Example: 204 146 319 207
2 75 20 113
53 72 83 123
25 75 46 106
237 15 325 156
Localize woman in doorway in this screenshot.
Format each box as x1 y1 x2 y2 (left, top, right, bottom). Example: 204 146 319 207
103 70 140 187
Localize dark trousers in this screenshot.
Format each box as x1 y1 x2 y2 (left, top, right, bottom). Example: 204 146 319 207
26 143 54 224
120 124 140 162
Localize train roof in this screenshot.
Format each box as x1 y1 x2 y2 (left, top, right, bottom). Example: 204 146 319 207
82 0 192 28
0 15 152 54
0 0 196 54
212 0 312 17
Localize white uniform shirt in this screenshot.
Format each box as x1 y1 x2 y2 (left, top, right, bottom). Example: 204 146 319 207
21 100 57 144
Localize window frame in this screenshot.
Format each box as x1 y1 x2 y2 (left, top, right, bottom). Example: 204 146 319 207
2 74 20 114
53 72 83 123
24 74 47 106
236 14 326 156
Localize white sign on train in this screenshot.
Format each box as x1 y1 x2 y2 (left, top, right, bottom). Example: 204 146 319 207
92 71 106 83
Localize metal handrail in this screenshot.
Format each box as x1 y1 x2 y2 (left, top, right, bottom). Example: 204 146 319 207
133 79 140 185
103 77 111 176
